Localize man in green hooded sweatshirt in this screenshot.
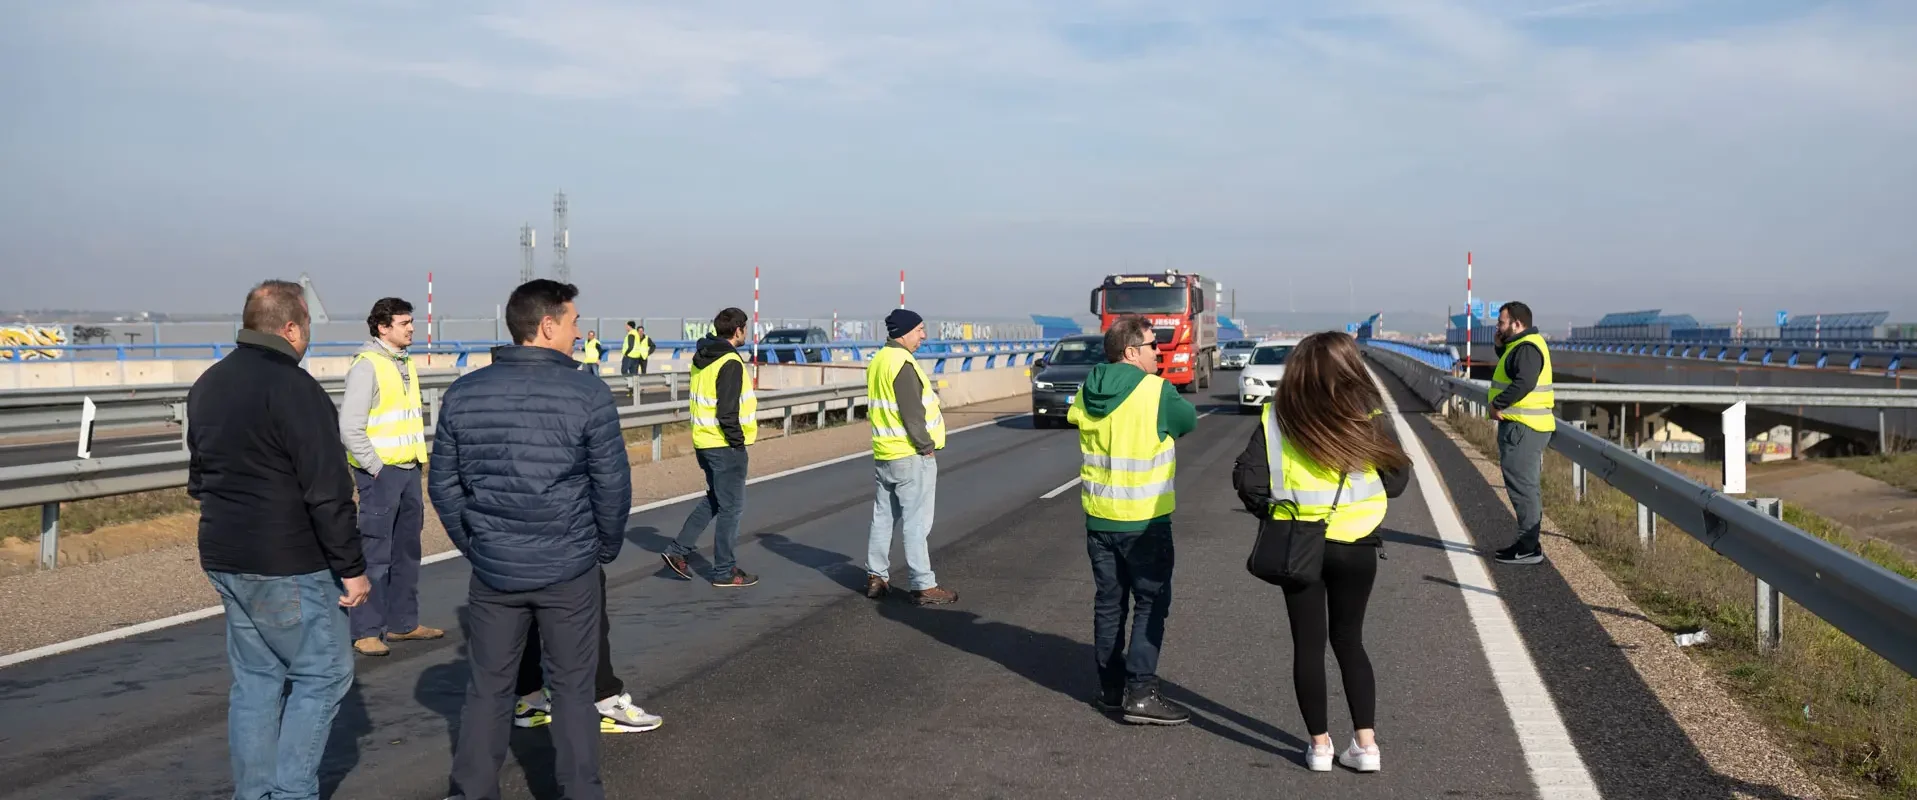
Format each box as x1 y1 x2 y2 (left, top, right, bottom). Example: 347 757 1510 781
1066 315 1200 724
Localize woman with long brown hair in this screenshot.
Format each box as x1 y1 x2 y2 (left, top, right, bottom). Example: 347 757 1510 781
1233 331 1409 773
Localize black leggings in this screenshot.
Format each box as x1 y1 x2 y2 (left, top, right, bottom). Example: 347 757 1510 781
1282 540 1379 736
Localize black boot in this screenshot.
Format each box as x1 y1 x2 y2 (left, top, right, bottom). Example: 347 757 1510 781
1120 684 1190 726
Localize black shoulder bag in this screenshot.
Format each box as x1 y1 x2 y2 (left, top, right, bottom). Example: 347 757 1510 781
1246 475 1346 590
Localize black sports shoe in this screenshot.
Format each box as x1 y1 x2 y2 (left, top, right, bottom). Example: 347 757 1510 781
1120 686 1191 726
1493 544 1545 565
1092 686 1124 712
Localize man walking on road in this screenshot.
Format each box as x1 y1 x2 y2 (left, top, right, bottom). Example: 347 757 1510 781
863 308 958 605
189 279 369 800
621 322 654 376
430 279 633 800
1067 315 1197 725
579 330 603 373
661 307 760 587
1489 301 1555 566
339 296 444 657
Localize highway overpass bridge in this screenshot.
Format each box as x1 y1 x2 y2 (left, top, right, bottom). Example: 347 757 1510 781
6 363 1904 799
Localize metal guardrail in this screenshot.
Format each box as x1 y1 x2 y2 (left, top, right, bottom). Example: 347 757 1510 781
1557 338 1909 376
1 338 1055 365
0 344 1051 440
1364 344 1917 676
0 382 877 570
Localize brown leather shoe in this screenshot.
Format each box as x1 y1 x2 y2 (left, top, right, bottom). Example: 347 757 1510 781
386 625 445 641
865 575 890 599
353 637 390 657
910 586 958 606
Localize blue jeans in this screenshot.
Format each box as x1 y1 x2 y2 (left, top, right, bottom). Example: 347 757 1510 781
867 454 939 590
348 466 424 640
668 446 749 579
1087 520 1174 692
206 569 353 800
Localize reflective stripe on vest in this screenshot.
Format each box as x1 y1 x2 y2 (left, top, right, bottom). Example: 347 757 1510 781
1069 374 1175 522
347 352 428 469
1490 333 1556 432
1263 404 1386 543
866 347 946 460
689 352 757 448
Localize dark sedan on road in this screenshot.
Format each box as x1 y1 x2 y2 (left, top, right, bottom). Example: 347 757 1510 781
1030 334 1104 428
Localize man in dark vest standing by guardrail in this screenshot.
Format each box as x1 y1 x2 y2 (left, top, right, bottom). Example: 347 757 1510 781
1490 301 1555 566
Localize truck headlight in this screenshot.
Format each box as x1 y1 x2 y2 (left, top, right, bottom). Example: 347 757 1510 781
1171 353 1191 363
1033 381 1054 390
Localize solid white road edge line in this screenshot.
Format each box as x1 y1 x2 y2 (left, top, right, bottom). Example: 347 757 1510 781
1369 367 1601 800
0 412 1031 670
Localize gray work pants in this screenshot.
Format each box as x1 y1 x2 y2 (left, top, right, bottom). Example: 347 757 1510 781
1497 420 1551 551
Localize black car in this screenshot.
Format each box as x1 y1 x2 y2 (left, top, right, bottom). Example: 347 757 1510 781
754 327 830 364
1030 334 1104 428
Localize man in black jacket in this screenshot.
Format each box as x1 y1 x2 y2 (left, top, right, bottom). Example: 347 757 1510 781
431 279 632 800
189 279 368 800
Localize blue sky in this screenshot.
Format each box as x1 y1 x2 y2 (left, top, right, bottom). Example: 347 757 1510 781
2 0 1913 325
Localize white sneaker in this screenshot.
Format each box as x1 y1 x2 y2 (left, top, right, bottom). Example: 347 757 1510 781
512 690 552 729
596 693 664 733
1306 743 1335 772
1339 740 1381 773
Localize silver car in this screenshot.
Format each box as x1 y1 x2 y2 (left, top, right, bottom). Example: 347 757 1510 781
1218 339 1259 370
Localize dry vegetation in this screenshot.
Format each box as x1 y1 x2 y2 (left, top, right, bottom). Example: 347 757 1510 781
1448 410 1917 798
0 489 199 543
1833 452 1917 495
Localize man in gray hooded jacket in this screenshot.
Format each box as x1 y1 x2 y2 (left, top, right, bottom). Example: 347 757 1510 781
338 297 443 656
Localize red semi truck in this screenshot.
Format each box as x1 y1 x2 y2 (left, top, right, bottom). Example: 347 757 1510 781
1088 271 1219 393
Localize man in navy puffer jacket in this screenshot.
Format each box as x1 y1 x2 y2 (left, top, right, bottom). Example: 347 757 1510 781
431 279 631 800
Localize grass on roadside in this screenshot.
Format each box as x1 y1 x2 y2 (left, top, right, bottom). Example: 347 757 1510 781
0 489 199 543
1446 410 1917 798
1832 452 1917 495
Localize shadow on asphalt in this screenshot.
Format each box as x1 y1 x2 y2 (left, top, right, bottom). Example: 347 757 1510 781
757 532 869 594
871 603 1309 763
319 682 369 799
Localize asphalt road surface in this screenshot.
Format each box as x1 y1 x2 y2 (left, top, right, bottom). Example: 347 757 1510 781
0 374 1740 799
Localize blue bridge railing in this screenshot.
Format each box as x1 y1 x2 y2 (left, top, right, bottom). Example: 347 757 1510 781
1558 338 1907 378
1362 339 1458 372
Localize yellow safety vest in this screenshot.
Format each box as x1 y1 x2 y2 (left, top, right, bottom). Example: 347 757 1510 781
580 338 602 364
1069 375 1176 522
625 332 652 359
689 351 756 448
1263 405 1385 543
866 346 946 461
1491 332 1556 432
347 352 429 469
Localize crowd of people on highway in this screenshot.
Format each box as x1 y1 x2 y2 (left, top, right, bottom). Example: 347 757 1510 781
187 277 1553 799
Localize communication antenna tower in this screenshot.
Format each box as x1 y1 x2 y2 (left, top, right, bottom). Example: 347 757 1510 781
519 224 537 284
552 191 570 283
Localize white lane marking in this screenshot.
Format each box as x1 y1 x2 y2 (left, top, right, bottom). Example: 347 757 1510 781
1041 478 1081 500
2 412 1031 669
1369 367 1601 799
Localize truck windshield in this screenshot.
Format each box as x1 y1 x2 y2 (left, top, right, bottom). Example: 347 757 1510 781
761 331 808 344
1103 287 1187 314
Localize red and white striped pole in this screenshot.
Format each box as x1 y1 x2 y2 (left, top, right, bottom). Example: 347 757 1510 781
752 266 761 364
426 271 435 367
1464 252 1473 373
899 269 906 309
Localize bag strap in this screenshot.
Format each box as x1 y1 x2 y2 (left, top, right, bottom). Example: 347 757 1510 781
1328 473 1348 512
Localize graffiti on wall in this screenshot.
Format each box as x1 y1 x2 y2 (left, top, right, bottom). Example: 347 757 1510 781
0 325 68 360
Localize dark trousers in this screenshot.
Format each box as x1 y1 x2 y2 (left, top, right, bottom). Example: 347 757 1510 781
620 356 647 376
514 568 624 701
1498 421 1552 550
347 466 424 640
1281 541 1379 736
667 446 749 579
451 568 604 800
1087 520 1175 692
